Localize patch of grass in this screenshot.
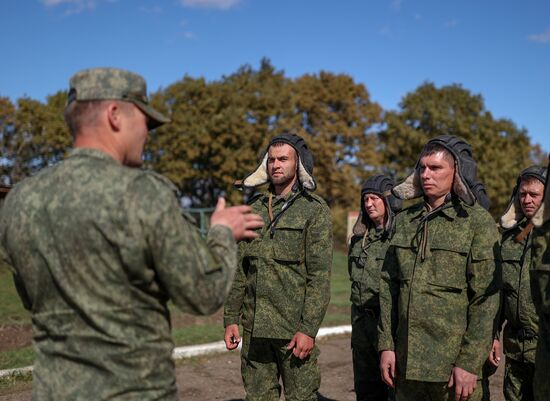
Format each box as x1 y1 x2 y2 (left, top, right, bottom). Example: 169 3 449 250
0 346 35 370
327 250 351 309
0 250 352 371
172 324 225 346
0 266 30 325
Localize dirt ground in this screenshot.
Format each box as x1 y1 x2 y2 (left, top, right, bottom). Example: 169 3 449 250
0 334 505 401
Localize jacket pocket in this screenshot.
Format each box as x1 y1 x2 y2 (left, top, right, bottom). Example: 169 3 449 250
428 236 469 291
271 221 304 263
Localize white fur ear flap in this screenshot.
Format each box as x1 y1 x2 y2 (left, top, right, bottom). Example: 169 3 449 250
242 153 269 188
500 196 523 229
297 158 316 191
453 170 476 206
536 181 550 227
532 203 545 227
393 172 423 200
352 212 367 236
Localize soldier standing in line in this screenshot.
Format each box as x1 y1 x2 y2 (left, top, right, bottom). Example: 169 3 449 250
485 166 546 401
223 133 333 401
378 135 500 401
529 156 550 401
0 67 263 401
348 175 401 401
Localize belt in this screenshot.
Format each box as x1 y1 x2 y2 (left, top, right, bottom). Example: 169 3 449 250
516 328 538 341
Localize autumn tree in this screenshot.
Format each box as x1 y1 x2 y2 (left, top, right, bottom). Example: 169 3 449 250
281 72 383 209
147 59 293 207
379 82 537 216
0 91 71 185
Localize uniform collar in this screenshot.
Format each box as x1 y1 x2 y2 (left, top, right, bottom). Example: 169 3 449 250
67 147 120 164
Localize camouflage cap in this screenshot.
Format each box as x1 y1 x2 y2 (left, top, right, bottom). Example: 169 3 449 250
66 67 170 130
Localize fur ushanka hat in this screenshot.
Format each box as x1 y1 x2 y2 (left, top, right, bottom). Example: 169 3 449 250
352 175 402 236
501 165 547 229
392 135 483 206
240 133 316 191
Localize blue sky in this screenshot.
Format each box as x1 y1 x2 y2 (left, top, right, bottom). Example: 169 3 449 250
1 0 549 151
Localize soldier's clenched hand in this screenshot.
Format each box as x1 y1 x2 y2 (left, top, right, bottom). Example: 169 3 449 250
487 339 501 367
448 366 477 401
379 350 396 388
211 197 264 241
224 324 241 350
286 332 314 360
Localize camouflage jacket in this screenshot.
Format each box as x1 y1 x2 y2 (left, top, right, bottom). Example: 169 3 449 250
223 188 333 339
500 220 538 363
531 221 550 372
378 199 500 382
0 148 237 401
348 227 390 314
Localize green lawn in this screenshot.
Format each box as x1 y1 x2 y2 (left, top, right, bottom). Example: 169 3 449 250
0 266 30 325
0 250 351 370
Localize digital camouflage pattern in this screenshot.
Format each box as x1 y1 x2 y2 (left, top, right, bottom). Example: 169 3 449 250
530 221 550 401
395 379 482 401
240 332 321 401
378 199 500 384
503 357 535 401
0 148 237 401
223 189 333 339
498 220 538 401
223 188 332 401
348 228 392 401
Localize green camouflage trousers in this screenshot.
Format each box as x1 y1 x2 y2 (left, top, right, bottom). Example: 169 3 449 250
351 306 393 401
396 379 483 401
240 332 320 401
503 357 534 401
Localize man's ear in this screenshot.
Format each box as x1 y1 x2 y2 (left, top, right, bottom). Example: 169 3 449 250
106 102 122 131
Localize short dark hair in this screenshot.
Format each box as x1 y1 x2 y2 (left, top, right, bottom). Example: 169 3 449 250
419 143 455 165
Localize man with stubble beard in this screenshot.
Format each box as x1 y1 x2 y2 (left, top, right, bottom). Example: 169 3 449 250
223 133 333 401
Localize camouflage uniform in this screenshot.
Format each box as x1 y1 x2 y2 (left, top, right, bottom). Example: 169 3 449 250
349 229 391 401
0 69 237 401
530 158 550 401
348 175 400 401
498 221 538 401
378 199 500 401
224 187 333 401
531 222 550 401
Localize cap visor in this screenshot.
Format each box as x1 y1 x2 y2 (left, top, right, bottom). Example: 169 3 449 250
134 100 170 130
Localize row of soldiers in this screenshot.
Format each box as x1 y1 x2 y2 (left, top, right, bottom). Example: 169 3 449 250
347 139 549 401
0 67 548 401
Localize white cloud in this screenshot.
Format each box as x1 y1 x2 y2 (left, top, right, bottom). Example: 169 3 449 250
179 0 240 10
40 0 106 14
529 29 550 43
183 31 196 40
